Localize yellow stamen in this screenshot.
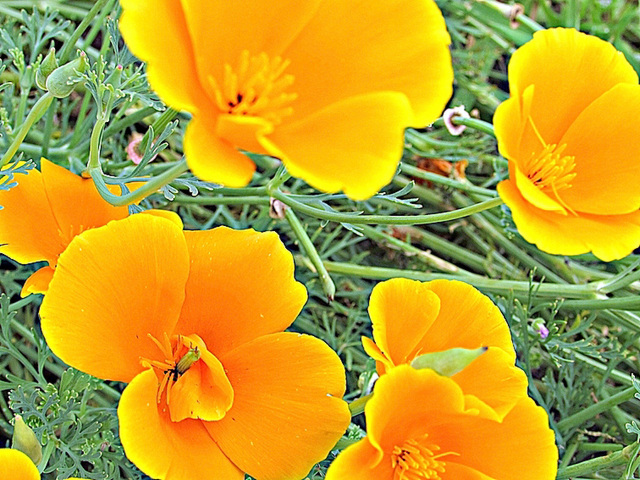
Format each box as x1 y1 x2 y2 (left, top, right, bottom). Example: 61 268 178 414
391 434 458 480
208 50 297 125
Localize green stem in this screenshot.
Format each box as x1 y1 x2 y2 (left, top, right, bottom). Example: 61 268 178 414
557 443 639 478
271 190 504 226
433 116 496 137
174 195 269 206
285 208 336 301
1 92 54 167
400 163 498 197
59 0 111 63
557 386 637 431
348 394 372 416
560 296 640 311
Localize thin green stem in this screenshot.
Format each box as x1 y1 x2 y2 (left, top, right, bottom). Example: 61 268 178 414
399 163 498 197
174 195 269 206
348 394 372 416
271 190 504 226
285 208 336 301
561 296 640 311
59 0 111 63
557 443 639 478
557 386 637 431
1 92 54 168
433 116 496 137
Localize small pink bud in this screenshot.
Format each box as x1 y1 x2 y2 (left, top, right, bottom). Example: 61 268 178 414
443 105 470 136
126 133 145 165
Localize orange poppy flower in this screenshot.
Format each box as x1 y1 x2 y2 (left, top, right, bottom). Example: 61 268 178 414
325 365 558 480
40 213 350 480
494 28 640 261
0 159 129 296
119 0 453 200
0 449 40 480
362 278 528 419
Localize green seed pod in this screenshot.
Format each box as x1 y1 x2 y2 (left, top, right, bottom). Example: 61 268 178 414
45 51 87 98
11 415 43 466
35 47 58 90
410 346 488 377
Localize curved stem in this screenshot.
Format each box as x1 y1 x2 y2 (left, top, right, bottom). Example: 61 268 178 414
557 443 640 478
348 394 372 417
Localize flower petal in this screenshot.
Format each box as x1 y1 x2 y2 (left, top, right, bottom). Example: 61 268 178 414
40 214 189 383
21 266 55 297
0 163 64 265
282 0 452 126
367 278 441 371
205 332 350 480
0 449 40 480
498 178 640 261
118 369 244 480
266 91 413 200
508 27 638 145
559 83 640 215
175 227 307 357
183 116 256 188
325 438 391 480
119 0 211 112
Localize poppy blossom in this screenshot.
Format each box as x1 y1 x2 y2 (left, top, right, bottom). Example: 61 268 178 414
119 0 453 200
40 213 350 480
494 28 640 261
362 278 528 418
0 449 40 480
0 159 129 296
325 365 558 480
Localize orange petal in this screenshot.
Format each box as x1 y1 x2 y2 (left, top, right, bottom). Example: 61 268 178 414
415 280 515 360
361 336 394 373
325 438 392 480
205 332 350 480
119 0 211 113
118 369 244 480
367 278 441 371
558 83 640 215
508 28 637 145
183 116 256 188
40 214 189 383
431 397 558 480
168 334 234 423
0 163 64 265
282 0 452 126
498 178 640 261
0 449 40 480
40 159 129 245
439 463 496 479
265 91 413 200
451 347 529 420
20 266 55 297
176 227 307 357
513 164 566 214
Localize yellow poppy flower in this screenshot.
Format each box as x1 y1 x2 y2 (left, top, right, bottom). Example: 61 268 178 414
326 365 558 480
494 28 640 261
40 213 350 480
118 0 453 200
0 448 83 480
362 278 528 419
0 159 129 296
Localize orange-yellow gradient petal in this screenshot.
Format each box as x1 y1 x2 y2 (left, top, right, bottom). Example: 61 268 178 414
119 0 210 113
507 28 637 144
21 266 55 297
0 449 40 480
205 333 350 480
176 227 307 357
325 439 393 480
118 369 244 480
498 179 640 262
267 92 413 200
40 214 189 383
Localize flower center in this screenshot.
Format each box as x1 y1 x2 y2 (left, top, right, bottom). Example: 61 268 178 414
523 143 576 193
391 434 457 480
208 50 297 125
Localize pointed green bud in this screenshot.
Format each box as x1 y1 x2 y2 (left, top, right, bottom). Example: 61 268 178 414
45 51 87 98
410 346 488 377
11 415 42 465
35 47 58 90
105 64 123 90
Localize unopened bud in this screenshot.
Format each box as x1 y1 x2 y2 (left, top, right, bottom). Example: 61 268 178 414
46 52 87 98
35 47 58 90
11 415 42 465
411 346 487 377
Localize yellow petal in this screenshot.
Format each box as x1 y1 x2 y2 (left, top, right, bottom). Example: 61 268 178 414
266 91 413 200
508 28 637 145
119 0 211 113
498 178 640 261
559 83 640 215
183 116 256 188
325 438 392 480
176 227 307 357
21 266 55 297
0 449 40 480
205 332 350 480
118 369 244 480
40 214 189 383
513 164 566 214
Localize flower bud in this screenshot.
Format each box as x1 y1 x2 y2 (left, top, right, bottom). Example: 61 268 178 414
45 51 87 98
35 47 58 90
410 346 487 377
11 415 43 466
